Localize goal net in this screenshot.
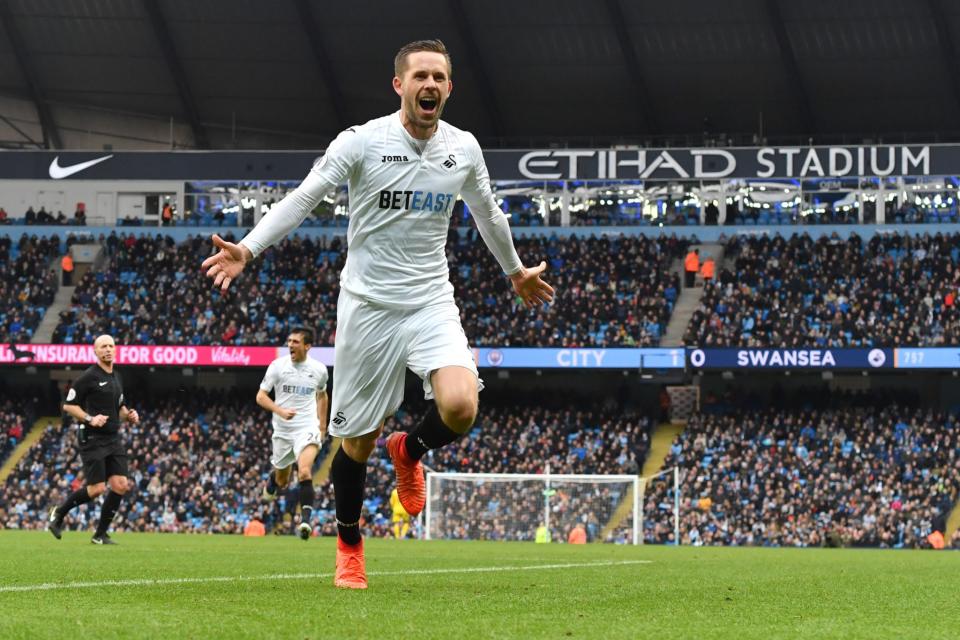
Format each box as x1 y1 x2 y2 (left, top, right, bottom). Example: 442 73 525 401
424 471 642 544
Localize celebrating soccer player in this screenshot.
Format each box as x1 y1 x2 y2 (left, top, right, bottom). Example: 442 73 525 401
48 335 139 545
256 327 329 540
202 39 554 589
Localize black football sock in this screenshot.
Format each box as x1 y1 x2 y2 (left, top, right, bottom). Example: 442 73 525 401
331 447 366 546
404 404 461 461
95 491 123 536
299 479 315 524
57 487 95 521
266 470 279 495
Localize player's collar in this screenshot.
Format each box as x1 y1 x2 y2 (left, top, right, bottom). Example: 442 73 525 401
395 111 439 153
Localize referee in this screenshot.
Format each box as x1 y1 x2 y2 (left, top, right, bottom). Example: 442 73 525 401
47 334 139 544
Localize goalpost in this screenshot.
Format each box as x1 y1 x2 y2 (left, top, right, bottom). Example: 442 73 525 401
424 467 681 545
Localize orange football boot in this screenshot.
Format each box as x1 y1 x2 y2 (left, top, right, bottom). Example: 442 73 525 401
386 432 426 516
334 537 368 590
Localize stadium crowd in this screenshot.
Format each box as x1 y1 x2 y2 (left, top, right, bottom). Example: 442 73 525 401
52 231 688 348
0 392 651 543
3 206 88 226
451 231 686 346
3 384 959 550
52 233 345 347
1 235 58 343
685 231 960 347
644 394 960 549
0 397 31 468
0 390 278 534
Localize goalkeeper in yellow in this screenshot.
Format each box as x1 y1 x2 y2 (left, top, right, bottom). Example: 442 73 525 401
390 487 411 539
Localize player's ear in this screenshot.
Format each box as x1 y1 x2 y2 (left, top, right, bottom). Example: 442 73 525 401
392 76 403 97
447 80 453 96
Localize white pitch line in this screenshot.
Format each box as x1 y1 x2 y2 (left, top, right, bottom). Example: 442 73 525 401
0 559 651 594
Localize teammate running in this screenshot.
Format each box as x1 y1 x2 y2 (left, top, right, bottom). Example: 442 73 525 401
202 39 554 588
256 327 329 540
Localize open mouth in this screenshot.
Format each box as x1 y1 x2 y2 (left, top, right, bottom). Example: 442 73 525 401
418 96 438 115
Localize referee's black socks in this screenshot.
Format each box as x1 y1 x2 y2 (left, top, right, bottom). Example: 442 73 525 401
299 478 315 524
331 448 365 546
95 490 123 537
404 404 460 461
57 487 95 521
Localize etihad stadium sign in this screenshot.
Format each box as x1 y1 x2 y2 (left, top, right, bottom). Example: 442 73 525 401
0 145 949 181
505 146 932 180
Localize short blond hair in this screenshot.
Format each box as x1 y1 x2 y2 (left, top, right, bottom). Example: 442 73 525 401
394 39 452 78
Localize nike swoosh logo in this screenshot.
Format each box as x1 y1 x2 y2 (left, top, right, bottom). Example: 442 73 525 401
48 155 114 179
98 381 109 386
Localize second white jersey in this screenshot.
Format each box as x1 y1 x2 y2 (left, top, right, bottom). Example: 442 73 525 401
260 355 328 434
240 111 522 309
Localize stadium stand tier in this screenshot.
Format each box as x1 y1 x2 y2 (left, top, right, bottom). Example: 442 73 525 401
644 392 960 549
685 231 960 347
0 235 57 343
49 231 687 348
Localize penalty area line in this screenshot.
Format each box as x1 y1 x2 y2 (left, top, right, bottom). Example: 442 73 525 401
0 559 652 594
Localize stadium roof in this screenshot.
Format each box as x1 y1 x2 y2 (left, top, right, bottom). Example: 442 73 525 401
2 0 960 150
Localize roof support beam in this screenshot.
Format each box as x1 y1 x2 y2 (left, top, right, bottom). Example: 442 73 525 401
604 0 659 135
293 0 347 130
0 0 61 148
142 0 209 148
448 0 504 138
928 0 960 119
763 0 814 134
0 113 43 148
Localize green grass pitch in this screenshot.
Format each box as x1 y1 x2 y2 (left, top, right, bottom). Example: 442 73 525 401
0 531 958 639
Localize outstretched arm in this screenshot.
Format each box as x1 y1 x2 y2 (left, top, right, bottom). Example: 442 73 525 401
201 128 362 291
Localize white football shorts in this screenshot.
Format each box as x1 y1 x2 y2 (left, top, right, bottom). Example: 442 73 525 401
270 428 323 469
329 289 482 439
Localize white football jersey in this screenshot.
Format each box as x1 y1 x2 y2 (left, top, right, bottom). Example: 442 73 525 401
240 111 522 309
259 355 328 434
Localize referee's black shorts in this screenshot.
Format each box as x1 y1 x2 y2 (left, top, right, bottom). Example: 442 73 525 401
80 436 128 485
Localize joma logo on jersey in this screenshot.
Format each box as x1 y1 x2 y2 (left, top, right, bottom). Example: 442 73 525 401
382 155 410 163
332 411 347 426
378 189 455 214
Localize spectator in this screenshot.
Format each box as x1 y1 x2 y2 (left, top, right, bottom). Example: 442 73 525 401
60 252 74 286
700 255 715 283
243 515 266 536
684 248 700 288
568 523 587 544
